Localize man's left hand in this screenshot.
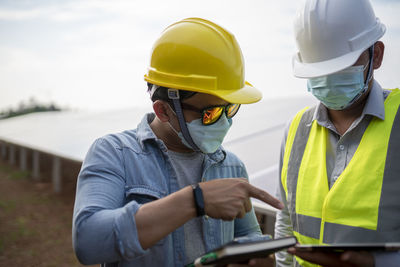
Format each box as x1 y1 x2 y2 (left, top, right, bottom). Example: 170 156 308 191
288 247 375 267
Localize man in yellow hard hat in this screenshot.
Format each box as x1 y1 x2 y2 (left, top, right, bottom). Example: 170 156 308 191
72 18 282 266
274 0 400 266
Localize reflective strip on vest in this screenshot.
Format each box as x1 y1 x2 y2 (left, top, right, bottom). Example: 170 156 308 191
281 89 400 247
281 106 310 202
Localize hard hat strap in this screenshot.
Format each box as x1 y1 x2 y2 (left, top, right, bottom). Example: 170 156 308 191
168 89 200 152
365 45 375 86
148 84 158 99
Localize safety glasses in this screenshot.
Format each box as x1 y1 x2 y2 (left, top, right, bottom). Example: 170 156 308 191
180 102 241 125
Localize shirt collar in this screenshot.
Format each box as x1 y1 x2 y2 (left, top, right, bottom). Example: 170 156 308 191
137 113 160 147
312 79 386 127
362 80 385 120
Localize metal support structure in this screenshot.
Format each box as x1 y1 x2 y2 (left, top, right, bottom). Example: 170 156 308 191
253 201 277 236
9 144 15 165
19 147 27 171
1 142 6 160
263 214 276 236
52 156 62 193
32 150 40 180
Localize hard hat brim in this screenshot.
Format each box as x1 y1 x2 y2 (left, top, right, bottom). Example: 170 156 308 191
211 82 263 104
145 72 262 104
292 48 365 79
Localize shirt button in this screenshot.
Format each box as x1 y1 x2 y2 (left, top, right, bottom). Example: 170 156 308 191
339 145 345 151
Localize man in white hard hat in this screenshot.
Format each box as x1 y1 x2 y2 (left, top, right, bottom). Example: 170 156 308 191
73 18 281 267
274 0 400 266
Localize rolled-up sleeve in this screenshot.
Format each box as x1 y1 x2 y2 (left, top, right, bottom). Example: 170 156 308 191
72 137 147 265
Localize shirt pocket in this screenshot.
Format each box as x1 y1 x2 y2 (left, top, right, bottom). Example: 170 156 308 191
125 185 166 204
221 220 234 244
124 186 167 247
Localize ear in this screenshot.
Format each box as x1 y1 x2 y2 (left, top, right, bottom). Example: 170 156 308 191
153 100 171 123
373 41 385 70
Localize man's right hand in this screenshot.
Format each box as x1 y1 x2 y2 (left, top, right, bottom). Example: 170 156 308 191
136 178 283 249
200 178 284 221
287 247 375 267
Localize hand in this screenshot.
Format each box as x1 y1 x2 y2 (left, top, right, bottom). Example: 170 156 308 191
227 255 275 267
288 247 375 267
200 178 283 221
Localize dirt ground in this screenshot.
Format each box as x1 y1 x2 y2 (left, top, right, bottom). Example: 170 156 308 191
0 161 95 267
0 160 272 267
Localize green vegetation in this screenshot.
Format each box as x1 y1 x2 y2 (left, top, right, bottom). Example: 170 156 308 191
0 199 16 213
15 216 38 238
0 164 12 173
9 170 30 180
0 164 30 180
0 97 62 120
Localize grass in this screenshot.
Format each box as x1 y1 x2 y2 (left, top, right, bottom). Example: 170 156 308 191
0 164 31 180
9 170 30 180
0 199 16 212
0 164 11 173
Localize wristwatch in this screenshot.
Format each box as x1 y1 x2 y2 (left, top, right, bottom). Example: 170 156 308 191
191 183 205 217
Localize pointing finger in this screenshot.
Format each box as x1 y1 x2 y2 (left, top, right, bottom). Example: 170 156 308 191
247 184 284 210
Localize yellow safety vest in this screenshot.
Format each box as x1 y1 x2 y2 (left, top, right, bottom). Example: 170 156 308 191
281 89 400 267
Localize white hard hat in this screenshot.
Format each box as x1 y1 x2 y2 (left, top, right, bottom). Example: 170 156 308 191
292 0 386 78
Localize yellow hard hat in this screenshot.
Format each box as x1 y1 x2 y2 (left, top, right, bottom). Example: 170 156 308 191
144 17 262 104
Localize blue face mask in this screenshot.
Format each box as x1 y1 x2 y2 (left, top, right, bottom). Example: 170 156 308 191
170 113 232 154
307 64 370 110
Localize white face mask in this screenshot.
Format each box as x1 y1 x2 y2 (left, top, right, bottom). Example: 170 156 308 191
169 114 232 154
307 64 370 110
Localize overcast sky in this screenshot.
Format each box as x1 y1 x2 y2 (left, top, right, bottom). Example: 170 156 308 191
0 0 399 111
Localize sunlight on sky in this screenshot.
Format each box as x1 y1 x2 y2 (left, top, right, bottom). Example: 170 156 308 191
0 0 399 111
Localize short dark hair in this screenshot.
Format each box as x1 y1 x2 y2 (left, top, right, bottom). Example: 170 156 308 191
147 83 197 110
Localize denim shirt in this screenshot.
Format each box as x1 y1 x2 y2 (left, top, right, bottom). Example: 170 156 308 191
72 113 261 267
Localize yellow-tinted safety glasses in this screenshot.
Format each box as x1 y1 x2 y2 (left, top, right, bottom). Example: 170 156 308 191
180 103 240 125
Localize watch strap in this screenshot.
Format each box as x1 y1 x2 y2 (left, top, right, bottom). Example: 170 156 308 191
191 183 205 217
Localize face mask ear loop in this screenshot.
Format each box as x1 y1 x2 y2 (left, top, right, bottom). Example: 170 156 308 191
168 89 200 152
343 45 375 109
364 45 375 88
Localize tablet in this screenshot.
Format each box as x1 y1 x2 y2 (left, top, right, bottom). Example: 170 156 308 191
188 236 297 267
296 243 400 253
